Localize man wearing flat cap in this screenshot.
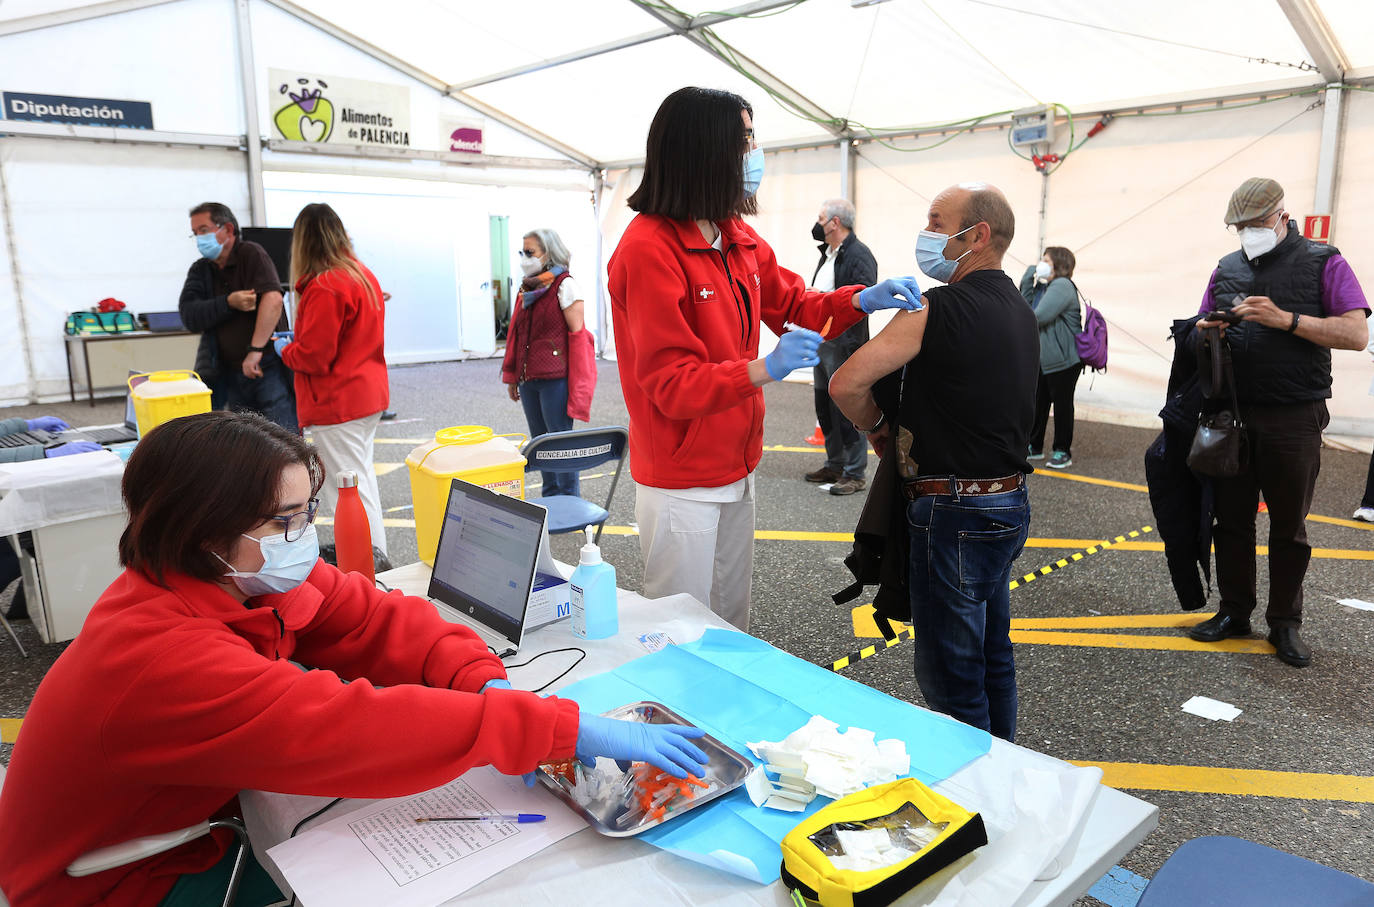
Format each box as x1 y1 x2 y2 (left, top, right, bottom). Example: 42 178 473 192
1188 177 1369 666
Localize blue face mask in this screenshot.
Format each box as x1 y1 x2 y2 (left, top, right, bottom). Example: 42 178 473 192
914 225 976 282
742 147 765 197
216 524 319 597
195 229 224 260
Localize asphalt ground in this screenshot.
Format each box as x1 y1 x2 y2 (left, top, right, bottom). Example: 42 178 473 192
1 357 1372 905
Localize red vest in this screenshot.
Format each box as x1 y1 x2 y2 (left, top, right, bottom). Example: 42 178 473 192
502 272 571 383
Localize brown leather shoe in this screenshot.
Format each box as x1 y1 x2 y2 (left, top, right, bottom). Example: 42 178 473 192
805 466 841 484
829 476 866 496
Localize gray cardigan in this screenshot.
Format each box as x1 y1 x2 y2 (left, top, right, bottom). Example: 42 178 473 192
1019 266 1082 375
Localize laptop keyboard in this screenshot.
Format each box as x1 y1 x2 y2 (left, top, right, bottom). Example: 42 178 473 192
0 430 56 449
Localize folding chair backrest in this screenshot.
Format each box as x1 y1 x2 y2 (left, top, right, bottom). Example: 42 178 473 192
522 427 628 477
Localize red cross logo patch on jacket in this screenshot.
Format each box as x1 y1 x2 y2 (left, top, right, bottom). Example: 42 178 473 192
693 284 717 302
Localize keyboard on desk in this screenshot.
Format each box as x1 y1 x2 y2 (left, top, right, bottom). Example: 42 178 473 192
0 430 57 449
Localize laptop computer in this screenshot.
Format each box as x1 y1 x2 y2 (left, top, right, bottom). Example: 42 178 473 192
426 479 549 658
0 390 139 450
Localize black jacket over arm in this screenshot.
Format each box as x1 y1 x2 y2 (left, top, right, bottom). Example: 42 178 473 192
178 259 232 380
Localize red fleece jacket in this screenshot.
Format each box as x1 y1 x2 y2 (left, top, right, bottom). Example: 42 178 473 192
0 562 578 907
607 214 863 489
280 264 390 427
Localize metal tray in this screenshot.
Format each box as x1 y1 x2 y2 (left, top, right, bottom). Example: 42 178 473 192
536 701 753 837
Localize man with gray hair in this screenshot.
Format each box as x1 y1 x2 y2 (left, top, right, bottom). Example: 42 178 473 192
1186 176 1369 667
831 182 1037 740
806 198 878 495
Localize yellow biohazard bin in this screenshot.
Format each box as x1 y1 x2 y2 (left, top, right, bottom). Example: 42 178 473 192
406 425 527 564
128 371 213 437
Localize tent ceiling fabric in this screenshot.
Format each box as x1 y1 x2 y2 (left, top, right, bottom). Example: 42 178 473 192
0 0 1368 165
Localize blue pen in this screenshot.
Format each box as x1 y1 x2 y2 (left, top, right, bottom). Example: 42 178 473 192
414 813 545 824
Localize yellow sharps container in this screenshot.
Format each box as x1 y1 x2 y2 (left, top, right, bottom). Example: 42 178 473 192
406 425 527 564
128 371 213 437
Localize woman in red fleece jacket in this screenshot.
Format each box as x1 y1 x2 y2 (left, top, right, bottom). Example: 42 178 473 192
276 202 390 560
608 87 921 631
0 412 705 907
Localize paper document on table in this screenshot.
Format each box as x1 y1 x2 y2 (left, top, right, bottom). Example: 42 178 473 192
267 768 583 907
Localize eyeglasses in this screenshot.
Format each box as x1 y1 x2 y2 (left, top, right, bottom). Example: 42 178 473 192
517 249 540 258
1228 209 1284 233
189 224 224 239
262 498 319 542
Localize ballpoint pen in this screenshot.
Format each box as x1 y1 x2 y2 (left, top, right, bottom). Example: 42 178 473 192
415 813 546 824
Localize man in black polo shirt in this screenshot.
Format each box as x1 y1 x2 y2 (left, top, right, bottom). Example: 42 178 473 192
178 202 296 431
831 182 1038 741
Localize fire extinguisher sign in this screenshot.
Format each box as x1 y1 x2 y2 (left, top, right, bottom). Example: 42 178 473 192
1304 214 1332 243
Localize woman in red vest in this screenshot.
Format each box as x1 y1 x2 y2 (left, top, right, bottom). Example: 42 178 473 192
276 203 390 561
501 227 596 496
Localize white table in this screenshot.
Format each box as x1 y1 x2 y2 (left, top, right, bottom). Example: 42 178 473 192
243 563 1157 907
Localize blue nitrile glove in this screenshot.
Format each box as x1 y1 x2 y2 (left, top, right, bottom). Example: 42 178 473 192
858 276 923 314
764 328 823 382
272 336 291 357
26 417 70 432
480 678 513 693
45 441 102 458
575 713 709 778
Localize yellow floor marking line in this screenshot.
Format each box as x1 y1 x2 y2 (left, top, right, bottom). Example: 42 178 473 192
1027 469 1150 493
852 607 1221 639
1 718 20 744
1072 761 1374 803
316 517 417 529
1310 513 1374 531
1009 527 1153 590
374 463 404 477
764 444 876 455
1009 630 1273 653
373 438 429 445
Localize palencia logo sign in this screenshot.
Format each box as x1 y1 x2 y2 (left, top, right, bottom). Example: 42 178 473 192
268 70 411 148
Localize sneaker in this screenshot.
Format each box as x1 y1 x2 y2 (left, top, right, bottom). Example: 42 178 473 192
1026 446 1045 460
805 466 841 484
830 476 866 496
1354 506 1374 523
1046 451 1072 469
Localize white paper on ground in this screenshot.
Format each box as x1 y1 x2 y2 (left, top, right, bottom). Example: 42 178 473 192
267 768 582 907
1182 696 1242 721
1338 599 1374 612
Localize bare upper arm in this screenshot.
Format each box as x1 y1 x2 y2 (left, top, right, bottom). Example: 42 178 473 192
831 302 929 398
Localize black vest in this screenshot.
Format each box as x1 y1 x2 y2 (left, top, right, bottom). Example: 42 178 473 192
1209 221 1335 405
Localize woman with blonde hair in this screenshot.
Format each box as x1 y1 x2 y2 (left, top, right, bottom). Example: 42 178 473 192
275 202 390 560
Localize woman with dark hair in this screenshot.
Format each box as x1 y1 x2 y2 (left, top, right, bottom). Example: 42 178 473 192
501 226 597 497
608 86 921 630
0 411 707 907
1019 245 1083 469
275 202 390 561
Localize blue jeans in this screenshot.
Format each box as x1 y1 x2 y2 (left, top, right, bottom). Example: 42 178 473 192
213 358 298 433
519 377 579 497
907 484 1030 741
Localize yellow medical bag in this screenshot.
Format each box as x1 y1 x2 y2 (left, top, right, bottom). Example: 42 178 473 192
780 777 987 907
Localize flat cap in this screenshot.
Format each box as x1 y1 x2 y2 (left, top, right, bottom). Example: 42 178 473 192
1225 177 1284 225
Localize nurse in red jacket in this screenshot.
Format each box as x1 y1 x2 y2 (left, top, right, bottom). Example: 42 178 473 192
0 412 706 907
275 203 390 560
608 87 921 631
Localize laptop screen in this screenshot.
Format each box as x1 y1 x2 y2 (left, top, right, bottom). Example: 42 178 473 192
427 479 546 645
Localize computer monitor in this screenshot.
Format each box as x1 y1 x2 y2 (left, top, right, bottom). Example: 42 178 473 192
240 227 293 290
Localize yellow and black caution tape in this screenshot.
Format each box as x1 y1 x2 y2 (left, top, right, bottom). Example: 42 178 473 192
826 524 1154 673
1009 526 1152 591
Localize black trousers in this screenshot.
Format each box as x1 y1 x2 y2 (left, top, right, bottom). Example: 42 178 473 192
1361 446 1374 508
1213 400 1327 628
813 337 868 479
1029 364 1082 455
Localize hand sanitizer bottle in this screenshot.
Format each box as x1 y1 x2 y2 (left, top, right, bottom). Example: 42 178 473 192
570 527 617 640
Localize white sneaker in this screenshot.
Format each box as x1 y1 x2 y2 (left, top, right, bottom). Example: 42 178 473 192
1354 506 1374 523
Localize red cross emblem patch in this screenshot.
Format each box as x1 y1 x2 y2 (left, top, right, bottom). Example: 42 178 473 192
693 284 717 302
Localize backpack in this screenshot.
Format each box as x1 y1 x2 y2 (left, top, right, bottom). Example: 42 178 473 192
1071 281 1108 372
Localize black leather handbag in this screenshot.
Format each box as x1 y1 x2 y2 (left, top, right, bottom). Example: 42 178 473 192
1186 325 1248 478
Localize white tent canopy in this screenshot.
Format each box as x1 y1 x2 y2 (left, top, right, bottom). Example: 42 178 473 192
1 0 1371 435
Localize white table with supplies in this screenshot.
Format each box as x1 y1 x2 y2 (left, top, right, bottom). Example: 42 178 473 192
241 561 1158 906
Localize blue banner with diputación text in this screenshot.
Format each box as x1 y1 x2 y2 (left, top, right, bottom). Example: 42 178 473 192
1 91 153 129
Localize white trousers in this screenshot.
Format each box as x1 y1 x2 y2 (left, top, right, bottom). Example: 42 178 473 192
310 411 387 554
635 478 755 631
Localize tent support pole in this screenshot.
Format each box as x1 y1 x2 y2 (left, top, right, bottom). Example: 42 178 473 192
1037 168 1050 259
0 159 39 403
840 139 855 202
1312 86 1345 233
233 0 266 226
593 170 607 358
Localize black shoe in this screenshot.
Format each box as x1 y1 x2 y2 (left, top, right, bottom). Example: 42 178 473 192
1268 626 1311 667
829 476 866 496
1188 612 1252 642
805 466 841 484
373 547 394 574
380 410 398 421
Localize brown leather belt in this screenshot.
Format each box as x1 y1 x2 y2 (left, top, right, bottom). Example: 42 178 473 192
902 472 1024 501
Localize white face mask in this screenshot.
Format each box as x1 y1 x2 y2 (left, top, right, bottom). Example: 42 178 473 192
518 255 543 276
1239 212 1283 259
216 524 319 597
1034 261 1053 282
